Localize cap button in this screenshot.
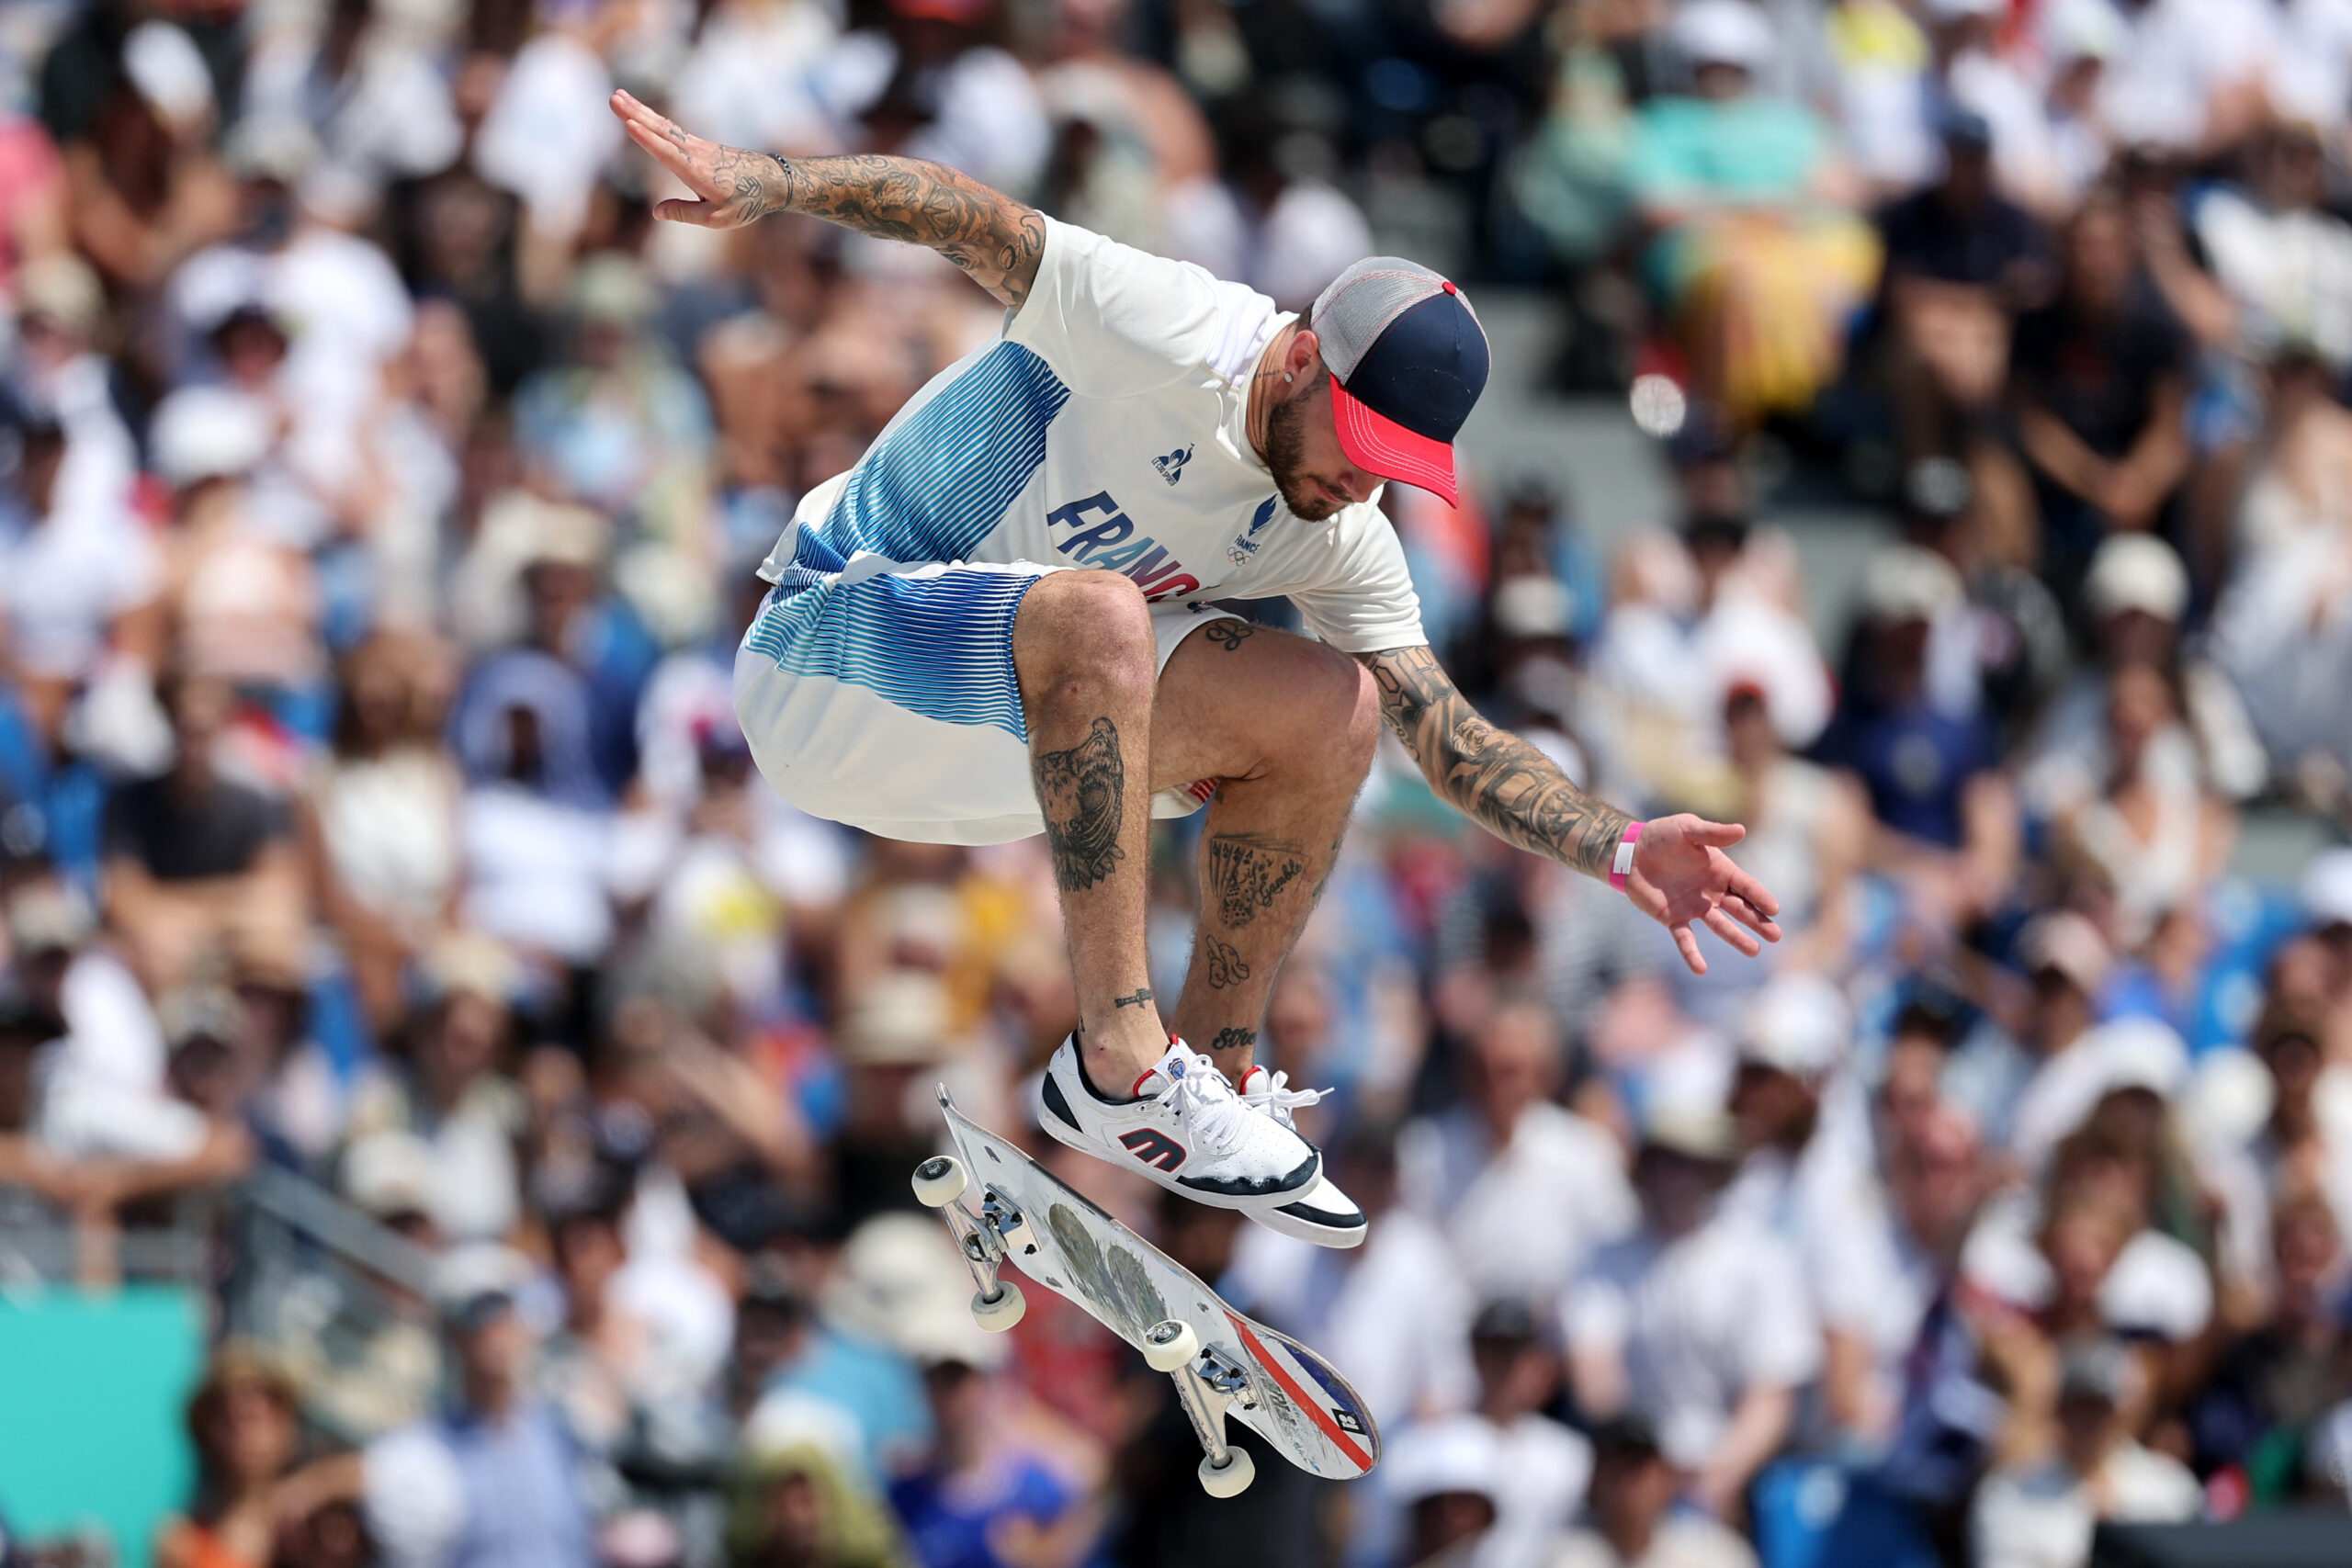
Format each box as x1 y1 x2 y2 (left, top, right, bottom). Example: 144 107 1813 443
1441 280 1458 295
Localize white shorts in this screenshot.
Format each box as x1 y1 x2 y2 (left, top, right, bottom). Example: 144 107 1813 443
732 556 1238 845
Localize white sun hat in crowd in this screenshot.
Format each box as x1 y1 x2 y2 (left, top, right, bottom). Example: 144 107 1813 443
2085 534 2189 624
1739 972 1852 1082
1671 0 1777 73
2301 849 2352 931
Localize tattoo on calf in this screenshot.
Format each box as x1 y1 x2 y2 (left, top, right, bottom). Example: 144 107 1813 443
1203 621 1256 652
1202 936 1252 990
1112 988 1153 1010
1209 1026 1257 1053
1204 835 1306 930
1035 717 1127 892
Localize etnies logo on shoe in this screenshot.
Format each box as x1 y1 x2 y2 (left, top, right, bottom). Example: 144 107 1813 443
1118 1129 1186 1171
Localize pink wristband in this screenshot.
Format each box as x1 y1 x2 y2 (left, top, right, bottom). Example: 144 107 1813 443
1606 820 1645 892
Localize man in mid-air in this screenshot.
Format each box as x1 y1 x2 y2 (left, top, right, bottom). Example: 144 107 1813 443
611 90 1781 1248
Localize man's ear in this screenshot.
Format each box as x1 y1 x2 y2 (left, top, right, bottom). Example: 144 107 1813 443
1287 328 1323 381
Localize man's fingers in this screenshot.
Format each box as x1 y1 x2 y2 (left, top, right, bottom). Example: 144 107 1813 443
623 118 695 175
1702 906 1763 957
1717 893 1783 942
1717 860 1781 919
1679 818 1747 849
1671 923 1710 976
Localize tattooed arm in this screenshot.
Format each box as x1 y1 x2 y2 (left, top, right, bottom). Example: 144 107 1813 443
609 90 1046 309
1352 644 1783 973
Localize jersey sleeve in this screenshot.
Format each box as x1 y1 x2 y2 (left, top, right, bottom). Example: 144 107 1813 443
1002 217 1224 400
1277 504 1429 653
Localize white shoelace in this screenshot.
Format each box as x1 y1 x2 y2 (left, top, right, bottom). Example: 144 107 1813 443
1156 1046 1253 1153
1242 1068 1328 1130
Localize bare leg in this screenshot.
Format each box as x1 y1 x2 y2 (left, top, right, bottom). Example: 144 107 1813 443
1148 621 1381 1077
1012 571 1169 1090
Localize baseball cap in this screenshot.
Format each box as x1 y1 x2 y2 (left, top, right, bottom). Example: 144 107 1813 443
1311 259 1490 506
1861 545 1963 625
2085 535 2188 623
1385 1416 1503 1506
1671 0 1776 72
2300 848 2352 931
1739 973 1851 1080
2018 909 2111 995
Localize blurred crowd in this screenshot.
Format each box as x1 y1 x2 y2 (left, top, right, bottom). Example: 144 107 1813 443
4 0 2352 1567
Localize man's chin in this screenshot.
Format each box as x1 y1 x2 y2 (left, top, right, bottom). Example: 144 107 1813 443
1277 481 1339 524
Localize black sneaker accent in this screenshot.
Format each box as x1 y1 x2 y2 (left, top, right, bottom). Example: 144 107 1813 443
1175 1149 1320 1199
1040 1072 1082 1133
1275 1193 1366 1228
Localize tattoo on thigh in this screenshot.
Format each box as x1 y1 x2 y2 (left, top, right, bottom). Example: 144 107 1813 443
1209 1026 1256 1053
1204 835 1306 930
1112 988 1153 1010
1202 935 1252 989
1203 621 1255 652
1035 716 1126 892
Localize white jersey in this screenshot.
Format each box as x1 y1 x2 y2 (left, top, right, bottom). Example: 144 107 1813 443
755 217 1426 653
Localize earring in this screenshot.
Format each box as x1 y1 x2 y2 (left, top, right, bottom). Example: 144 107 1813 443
1284 373 1295 384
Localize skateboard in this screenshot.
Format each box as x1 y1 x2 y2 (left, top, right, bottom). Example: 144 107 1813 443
910 1087 1381 1496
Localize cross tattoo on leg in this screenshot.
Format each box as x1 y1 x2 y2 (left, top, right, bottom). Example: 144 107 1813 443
1112 988 1154 1009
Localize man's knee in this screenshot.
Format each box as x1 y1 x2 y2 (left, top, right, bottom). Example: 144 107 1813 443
1275 643 1380 784
1013 570 1156 708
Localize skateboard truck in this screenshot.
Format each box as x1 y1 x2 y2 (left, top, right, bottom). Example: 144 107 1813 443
1143 1319 1258 1497
911 1155 1027 1332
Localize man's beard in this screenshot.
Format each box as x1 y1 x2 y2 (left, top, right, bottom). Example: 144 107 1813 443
1264 382 1340 522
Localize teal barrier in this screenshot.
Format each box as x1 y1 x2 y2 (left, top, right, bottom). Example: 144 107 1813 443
0 1287 205 1568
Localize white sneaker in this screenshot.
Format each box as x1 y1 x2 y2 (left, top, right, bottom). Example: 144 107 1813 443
1037 1038 1368 1249
1237 1066 1367 1249
1039 1036 1320 1209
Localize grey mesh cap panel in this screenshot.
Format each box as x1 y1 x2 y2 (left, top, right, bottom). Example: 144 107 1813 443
1312 258 1471 380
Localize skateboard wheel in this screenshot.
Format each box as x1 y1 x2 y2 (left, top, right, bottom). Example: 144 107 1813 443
1198 1448 1255 1497
1142 1318 1199 1373
912 1156 968 1207
971 1282 1025 1331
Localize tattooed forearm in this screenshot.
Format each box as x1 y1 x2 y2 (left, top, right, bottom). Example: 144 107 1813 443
1035 716 1127 892
752 152 1044 308
1353 645 1632 877
626 96 1043 305
1203 834 1306 930
1209 1026 1257 1053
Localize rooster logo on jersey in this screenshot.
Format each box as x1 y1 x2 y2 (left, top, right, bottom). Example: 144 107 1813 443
1227 496 1279 565
1153 445 1193 486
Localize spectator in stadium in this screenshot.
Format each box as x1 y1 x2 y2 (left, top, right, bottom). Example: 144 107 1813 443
344 937 526 1245
157 1343 362 1568
1381 1419 1504 1568
1968 1337 2201 1568
2008 187 2194 618
1629 0 1876 424
101 668 304 994
1398 997 1636 1303
300 630 463 1032
727 1442 910 1568
1562 1104 1821 1517
887 1304 1091 1568
1553 1417 1759 1568
1815 546 2018 927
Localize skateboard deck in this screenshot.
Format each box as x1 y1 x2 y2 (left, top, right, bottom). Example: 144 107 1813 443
923 1089 1380 1483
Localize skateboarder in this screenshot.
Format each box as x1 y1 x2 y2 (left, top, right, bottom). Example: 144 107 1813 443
611 90 1782 1249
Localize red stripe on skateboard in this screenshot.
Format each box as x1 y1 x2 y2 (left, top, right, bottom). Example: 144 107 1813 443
1227 1313 1373 1472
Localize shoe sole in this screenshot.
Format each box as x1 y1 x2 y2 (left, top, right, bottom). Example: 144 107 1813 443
1035 1089 1325 1213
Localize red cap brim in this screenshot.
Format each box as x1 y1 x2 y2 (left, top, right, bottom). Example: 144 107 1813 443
1331 377 1460 506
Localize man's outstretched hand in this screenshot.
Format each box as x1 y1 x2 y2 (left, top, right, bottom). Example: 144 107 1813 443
610 89 786 229
1622 814 1781 976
